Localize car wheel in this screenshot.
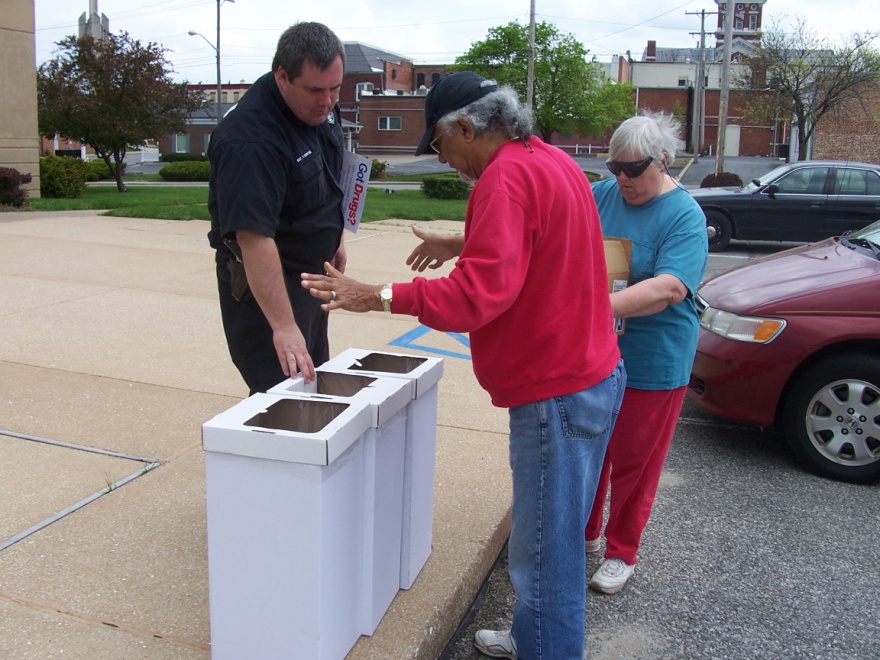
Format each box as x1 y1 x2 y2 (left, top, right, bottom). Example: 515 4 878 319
782 354 880 483
705 210 732 252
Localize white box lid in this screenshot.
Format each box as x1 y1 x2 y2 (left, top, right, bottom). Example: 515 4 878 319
321 348 444 400
268 372 410 427
202 393 372 465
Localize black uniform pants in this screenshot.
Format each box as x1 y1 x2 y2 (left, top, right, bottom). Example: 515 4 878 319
216 260 330 395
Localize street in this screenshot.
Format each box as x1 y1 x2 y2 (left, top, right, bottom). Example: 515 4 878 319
441 242 880 660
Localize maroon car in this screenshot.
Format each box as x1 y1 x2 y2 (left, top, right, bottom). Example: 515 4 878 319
687 219 880 482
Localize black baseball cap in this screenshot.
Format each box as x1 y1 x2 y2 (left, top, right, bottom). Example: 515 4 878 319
414 71 499 156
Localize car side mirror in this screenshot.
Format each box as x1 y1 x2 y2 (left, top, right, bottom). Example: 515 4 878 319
765 183 779 198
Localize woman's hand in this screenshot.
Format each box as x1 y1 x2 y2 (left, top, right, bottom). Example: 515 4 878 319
301 262 382 313
405 226 463 272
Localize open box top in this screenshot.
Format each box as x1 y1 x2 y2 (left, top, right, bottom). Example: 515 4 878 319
268 371 411 427
202 393 372 465
320 348 444 400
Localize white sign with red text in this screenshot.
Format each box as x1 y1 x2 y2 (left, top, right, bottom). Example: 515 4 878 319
340 151 372 233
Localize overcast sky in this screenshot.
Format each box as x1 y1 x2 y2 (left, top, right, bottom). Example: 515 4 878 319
34 0 876 86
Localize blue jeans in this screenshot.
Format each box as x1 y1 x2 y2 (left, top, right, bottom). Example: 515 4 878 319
508 361 625 659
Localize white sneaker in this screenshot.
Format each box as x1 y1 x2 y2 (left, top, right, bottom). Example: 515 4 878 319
589 558 635 594
474 629 517 658
585 537 602 553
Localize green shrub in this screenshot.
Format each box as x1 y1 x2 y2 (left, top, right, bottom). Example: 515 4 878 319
0 167 32 207
39 155 90 198
700 172 743 188
421 177 471 200
86 158 126 182
159 161 211 181
371 159 387 179
160 152 209 163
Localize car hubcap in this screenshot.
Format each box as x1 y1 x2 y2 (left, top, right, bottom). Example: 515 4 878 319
805 378 880 467
706 225 718 240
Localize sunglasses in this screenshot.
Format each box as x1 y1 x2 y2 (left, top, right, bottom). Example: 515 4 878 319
429 134 442 154
606 157 654 178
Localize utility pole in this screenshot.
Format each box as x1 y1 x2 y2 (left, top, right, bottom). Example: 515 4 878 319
715 0 734 174
686 9 716 162
189 0 234 136
527 0 536 114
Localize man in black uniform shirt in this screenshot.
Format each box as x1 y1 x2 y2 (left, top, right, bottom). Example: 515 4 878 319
208 22 346 394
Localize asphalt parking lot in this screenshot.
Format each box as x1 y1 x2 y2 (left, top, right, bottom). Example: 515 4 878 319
441 243 880 659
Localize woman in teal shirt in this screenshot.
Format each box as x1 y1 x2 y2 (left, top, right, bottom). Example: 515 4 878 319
586 112 708 595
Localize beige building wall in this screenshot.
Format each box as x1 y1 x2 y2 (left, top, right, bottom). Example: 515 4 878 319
0 0 40 198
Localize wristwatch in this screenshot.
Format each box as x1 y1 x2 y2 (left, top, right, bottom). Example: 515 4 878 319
380 284 393 313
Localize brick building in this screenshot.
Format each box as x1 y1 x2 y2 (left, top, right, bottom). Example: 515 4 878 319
338 43 447 153
812 84 880 164
356 94 427 154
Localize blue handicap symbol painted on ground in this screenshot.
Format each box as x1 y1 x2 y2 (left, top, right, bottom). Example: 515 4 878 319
388 325 471 360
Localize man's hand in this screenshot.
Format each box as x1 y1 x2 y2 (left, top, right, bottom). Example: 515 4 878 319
272 324 316 383
331 236 348 274
237 230 316 383
301 262 383 313
405 225 464 272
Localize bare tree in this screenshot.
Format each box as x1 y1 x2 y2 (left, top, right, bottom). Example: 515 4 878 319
739 19 880 160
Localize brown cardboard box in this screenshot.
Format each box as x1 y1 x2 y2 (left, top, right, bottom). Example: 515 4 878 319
603 237 632 335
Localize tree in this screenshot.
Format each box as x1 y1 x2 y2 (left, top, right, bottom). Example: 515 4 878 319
37 32 205 191
454 22 635 143
739 19 880 161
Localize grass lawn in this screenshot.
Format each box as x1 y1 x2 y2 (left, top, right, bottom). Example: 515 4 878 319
24 182 468 222
26 186 212 220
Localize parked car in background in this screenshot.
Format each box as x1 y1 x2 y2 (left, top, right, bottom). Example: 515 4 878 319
687 219 880 483
690 161 880 252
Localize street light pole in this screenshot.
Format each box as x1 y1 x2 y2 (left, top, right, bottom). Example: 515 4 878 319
189 0 234 133
215 0 222 128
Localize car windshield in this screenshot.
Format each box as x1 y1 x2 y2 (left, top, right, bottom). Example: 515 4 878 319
840 218 880 259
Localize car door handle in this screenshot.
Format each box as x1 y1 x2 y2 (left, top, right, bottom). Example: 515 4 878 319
810 202 823 208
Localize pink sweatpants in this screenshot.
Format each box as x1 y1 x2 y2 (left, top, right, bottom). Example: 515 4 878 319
585 386 687 565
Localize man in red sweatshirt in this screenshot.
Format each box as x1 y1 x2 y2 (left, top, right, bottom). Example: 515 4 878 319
301 71 625 660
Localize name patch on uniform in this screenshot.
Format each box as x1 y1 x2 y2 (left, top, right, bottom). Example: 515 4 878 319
296 150 313 163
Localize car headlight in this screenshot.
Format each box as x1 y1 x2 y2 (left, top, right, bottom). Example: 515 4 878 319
698 303 786 343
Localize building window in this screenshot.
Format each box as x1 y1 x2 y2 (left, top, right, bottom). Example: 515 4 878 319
734 17 743 30
432 72 441 85
391 70 397 80
378 116 402 131
749 14 758 30
174 133 188 153
417 73 425 87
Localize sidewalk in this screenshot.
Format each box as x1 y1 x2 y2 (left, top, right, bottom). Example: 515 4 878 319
0 211 510 658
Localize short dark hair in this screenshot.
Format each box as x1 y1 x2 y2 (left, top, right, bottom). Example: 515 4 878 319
271 22 345 79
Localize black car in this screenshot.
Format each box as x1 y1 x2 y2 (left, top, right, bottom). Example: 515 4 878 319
690 160 880 252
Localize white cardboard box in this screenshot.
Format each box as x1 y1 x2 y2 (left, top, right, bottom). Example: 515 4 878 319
268 374 411 635
203 393 371 466
202 393 373 659
320 349 444 589
269 370 411 428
